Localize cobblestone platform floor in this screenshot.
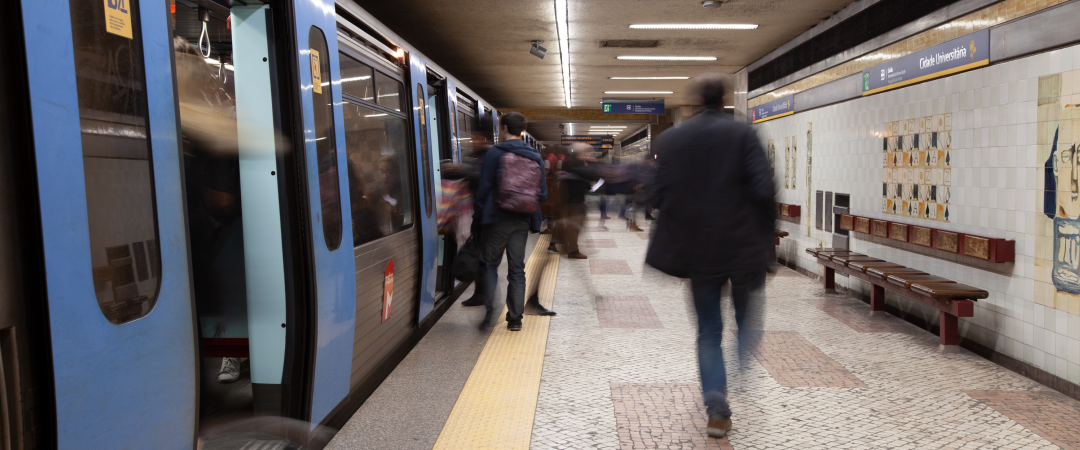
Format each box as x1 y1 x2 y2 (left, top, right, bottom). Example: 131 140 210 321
532 214 1078 449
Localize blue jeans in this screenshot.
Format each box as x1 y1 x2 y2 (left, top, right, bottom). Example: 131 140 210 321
479 220 530 322
690 271 764 417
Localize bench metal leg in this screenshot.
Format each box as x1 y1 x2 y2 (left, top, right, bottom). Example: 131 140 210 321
939 312 959 346
824 266 836 294
870 284 886 317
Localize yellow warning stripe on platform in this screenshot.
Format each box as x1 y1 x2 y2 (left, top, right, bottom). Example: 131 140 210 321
433 235 559 450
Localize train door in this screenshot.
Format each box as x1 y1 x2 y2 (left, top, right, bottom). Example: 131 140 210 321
20 0 197 448
407 56 439 321
446 81 463 163
291 1 357 427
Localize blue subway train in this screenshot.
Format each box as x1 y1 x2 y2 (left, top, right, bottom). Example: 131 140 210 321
0 0 502 448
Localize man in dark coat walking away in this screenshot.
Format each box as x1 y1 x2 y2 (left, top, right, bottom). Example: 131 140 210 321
473 112 554 331
645 74 776 438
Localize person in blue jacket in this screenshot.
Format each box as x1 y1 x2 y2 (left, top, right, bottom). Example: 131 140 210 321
473 112 554 331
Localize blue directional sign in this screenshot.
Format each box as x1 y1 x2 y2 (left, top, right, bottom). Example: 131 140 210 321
603 100 664 114
863 29 989 96
751 95 794 124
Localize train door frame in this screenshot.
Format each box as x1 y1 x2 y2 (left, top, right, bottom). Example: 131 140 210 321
0 1 54 448
424 71 457 299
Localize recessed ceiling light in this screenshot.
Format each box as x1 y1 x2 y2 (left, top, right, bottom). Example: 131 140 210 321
609 76 690 80
629 24 757 30
555 0 571 108
604 91 673 94
617 56 716 61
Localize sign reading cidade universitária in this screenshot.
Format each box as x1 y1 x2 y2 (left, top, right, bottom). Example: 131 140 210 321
863 28 989 96
751 95 794 124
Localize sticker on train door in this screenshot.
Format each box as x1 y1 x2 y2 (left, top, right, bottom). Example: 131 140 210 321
310 49 322 94
103 0 133 39
382 259 394 322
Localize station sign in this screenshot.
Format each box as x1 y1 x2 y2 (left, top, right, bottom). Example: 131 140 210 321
602 99 664 114
751 95 794 124
863 28 989 96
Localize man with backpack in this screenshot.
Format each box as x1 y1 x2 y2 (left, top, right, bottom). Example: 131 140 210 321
473 112 553 331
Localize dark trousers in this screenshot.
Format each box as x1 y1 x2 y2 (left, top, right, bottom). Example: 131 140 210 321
555 202 585 253
479 220 530 323
690 271 764 417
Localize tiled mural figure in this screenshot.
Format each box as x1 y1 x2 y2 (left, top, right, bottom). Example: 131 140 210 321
784 136 797 190
806 123 812 236
1037 71 1080 315
882 113 952 222
767 139 775 176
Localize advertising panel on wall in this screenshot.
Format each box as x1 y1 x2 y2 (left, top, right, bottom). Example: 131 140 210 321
751 95 794 123
862 29 989 96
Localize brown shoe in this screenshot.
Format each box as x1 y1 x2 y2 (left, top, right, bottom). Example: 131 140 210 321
567 251 587 259
628 224 644 232
706 414 731 438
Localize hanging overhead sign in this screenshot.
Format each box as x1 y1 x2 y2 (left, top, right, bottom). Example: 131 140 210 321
862 28 989 96
561 135 614 150
602 99 664 114
751 95 794 124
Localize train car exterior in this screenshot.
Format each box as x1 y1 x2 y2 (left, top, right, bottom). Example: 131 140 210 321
2 0 497 447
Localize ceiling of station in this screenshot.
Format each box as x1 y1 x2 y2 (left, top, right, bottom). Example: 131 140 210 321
356 0 857 141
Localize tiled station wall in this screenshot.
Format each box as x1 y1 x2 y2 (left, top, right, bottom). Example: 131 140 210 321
752 43 1080 387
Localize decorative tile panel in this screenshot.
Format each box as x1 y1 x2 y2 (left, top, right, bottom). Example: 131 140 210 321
936 231 959 253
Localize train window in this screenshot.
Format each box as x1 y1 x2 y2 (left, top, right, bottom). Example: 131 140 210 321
416 84 434 218
339 54 374 102
68 0 161 324
376 74 403 112
342 102 415 246
309 26 342 251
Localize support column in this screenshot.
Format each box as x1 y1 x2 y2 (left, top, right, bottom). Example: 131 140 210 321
939 312 959 346
870 284 886 316
824 266 836 294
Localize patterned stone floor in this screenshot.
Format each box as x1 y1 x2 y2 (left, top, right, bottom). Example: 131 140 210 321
532 212 1079 449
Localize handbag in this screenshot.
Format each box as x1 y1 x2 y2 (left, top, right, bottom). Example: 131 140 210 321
453 236 481 282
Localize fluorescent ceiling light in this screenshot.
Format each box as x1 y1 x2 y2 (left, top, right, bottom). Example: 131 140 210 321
724 106 734 109
609 76 690 80
630 23 758 30
617 56 716 61
365 113 388 117
590 125 627 128
555 0 572 108
604 91 673 94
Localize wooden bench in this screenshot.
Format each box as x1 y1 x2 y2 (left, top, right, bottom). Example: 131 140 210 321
806 247 987 347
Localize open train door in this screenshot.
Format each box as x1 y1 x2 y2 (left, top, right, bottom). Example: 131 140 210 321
19 0 197 448
290 0 358 428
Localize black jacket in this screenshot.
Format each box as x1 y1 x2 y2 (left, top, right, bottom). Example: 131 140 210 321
645 110 776 279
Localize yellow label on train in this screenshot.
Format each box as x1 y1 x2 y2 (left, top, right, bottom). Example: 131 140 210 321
310 49 322 94
103 0 133 39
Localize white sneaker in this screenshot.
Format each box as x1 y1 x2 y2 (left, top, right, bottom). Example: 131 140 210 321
218 357 240 383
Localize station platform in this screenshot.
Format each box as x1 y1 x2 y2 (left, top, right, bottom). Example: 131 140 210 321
325 213 1080 450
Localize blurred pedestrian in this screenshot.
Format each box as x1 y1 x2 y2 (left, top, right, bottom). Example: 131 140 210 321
645 73 776 438
473 112 554 331
550 143 599 259
443 131 492 307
